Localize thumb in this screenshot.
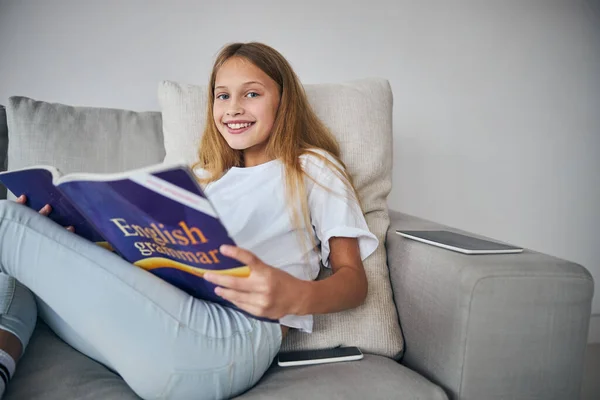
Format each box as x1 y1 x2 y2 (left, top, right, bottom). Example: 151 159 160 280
220 245 263 268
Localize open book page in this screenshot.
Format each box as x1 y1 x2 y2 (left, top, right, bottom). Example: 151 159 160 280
0 166 104 243
54 162 184 185
0 165 62 180
56 164 256 314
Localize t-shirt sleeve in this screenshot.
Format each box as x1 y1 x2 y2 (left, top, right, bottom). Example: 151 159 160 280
305 154 379 268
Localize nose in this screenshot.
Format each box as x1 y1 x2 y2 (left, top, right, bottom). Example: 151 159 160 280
226 99 244 117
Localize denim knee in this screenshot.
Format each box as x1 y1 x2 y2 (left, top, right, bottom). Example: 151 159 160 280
0 200 30 220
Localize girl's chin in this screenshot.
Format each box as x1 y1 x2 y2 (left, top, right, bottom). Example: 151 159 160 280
225 139 252 151
220 132 268 151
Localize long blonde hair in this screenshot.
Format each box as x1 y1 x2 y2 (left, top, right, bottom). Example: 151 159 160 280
193 42 359 247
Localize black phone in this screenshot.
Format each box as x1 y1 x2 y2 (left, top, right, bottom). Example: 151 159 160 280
277 346 363 367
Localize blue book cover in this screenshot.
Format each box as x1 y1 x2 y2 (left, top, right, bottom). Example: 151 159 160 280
0 163 272 321
0 166 105 243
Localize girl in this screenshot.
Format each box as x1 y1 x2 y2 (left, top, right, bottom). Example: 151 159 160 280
0 42 378 400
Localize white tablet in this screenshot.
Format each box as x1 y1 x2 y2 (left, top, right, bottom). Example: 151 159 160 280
396 230 523 255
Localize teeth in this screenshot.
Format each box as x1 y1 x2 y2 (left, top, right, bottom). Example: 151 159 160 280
227 122 252 129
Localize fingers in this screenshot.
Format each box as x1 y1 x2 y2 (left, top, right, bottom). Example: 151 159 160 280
215 287 253 303
39 204 52 216
15 196 72 232
219 245 260 266
16 196 51 216
204 273 252 292
215 288 266 317
216 288 279 319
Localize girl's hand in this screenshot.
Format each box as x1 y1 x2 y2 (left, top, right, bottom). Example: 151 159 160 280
203 245 308 320
16 195 75 233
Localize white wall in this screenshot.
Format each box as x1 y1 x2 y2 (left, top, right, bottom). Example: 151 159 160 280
1 0 599 331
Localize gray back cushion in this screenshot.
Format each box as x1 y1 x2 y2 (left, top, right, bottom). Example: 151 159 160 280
0 106 8 199
6 97 165 195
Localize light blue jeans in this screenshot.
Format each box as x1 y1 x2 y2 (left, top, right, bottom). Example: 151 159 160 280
0 200 282 399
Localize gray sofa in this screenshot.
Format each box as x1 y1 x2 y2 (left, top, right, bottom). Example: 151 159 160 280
0 96 594 400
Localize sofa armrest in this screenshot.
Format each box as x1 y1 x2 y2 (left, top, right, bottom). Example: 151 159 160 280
386 210 594 400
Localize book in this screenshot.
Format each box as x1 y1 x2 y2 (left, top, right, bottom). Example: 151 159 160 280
0 163 270 320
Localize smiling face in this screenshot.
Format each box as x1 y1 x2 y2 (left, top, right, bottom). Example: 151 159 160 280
212 57 281 166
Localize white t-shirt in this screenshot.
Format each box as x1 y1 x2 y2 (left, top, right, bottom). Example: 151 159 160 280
194 150 378 333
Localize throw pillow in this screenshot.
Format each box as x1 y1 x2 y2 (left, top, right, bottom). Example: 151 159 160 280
6 97 166 193
158 78 404 359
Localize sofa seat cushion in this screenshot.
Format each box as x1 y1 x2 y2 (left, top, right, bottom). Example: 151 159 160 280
6 320 139 400
238 355 448 400
6 321 446 400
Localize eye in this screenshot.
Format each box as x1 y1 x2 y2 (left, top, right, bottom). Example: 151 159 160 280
246 92 259 98
216 93 229 100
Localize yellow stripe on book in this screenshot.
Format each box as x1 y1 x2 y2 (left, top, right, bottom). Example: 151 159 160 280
134 257 250 278
95 242 114 252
